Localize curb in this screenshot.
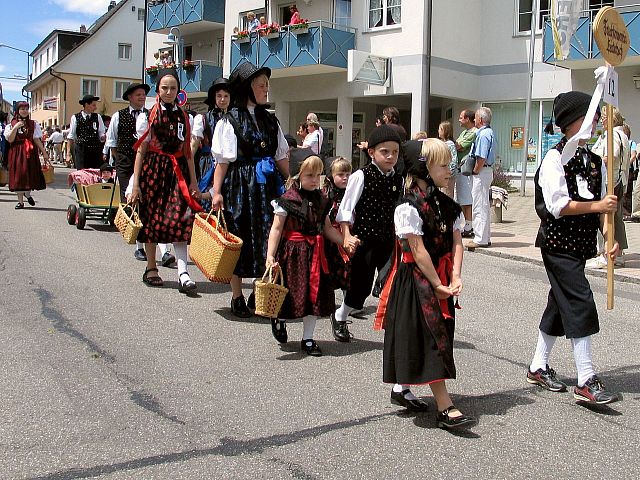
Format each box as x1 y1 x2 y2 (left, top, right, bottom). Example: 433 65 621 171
470 247 640 286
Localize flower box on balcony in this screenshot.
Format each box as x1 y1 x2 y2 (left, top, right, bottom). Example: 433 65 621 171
182 60 196 71
265 32 280 40
145 66 159 75
290 20 310 35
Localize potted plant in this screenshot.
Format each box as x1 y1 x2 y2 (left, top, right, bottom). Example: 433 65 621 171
145 65 158 75
264 22 281 40
289 19 310 35
235 30 250 44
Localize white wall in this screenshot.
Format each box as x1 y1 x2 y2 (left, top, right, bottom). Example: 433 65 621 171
60 0 146 79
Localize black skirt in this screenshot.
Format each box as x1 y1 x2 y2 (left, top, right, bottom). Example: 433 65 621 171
383 262 456 385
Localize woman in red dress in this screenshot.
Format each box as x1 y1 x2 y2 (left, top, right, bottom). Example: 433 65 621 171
130 69 201 293
3 102 50 209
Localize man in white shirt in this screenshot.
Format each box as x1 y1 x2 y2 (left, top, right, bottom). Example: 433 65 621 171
48 128 64 164
67 95 106 169
306 112 323 156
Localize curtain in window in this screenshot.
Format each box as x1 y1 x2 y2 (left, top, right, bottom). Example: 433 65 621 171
335 0 352 27
369 0 382 28
388 0 401 25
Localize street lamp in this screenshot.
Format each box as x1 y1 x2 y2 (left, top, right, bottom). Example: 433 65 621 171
0 44 30 100
163 27 183 67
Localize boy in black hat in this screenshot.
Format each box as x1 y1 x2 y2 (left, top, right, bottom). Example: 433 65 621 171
527 91 621 404
331 124 403 341
67 94 106 169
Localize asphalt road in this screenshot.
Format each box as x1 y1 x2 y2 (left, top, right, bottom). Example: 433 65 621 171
1 169 639 479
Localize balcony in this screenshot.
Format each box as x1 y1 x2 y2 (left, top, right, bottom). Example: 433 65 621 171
147 0 225 34
230 21 356 78
145 61 223 96
543 6 640 68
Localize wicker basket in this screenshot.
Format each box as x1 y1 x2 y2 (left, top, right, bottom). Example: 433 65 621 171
189 209 243 283
42 165 55 184
254 266 289 319
114 203 143 244
0 168 7 185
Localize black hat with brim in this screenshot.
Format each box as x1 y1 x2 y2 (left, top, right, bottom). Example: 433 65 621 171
204 77 231 107
155 68 181 92
229 62 271 93
79 94 100 105
289 147 316 177
122 83 151 101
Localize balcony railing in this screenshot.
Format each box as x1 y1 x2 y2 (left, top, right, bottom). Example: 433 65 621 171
543 5 640 63
230 21 356 73
145 61 223 96
148 0 225 32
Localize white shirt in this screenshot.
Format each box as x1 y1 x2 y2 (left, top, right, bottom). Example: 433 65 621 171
302 130 320 154
49 131 63 143
105 106 145 148
592 126 630 187
335 162 395 224
67 111 106 141
211 106 289 164
135 104 194 143
192 113 207 139
4 120 43 140
394 202 465 238
539 147 608 219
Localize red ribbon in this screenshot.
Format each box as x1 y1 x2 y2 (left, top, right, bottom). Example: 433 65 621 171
284 231 328 304
147 146 203 213
24 139 34 158
435 252 454 320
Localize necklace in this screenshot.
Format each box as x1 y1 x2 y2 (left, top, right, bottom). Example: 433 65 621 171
433 196 447 233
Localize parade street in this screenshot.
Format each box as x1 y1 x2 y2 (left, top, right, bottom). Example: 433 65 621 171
1 170 639 480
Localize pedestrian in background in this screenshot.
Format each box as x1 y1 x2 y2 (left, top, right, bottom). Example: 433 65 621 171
3 101 50 209
438 120 458 198
455 109 476 238
67 95 105 170
528 91 620 405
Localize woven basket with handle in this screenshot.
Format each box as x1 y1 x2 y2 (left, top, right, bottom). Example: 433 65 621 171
114 203 143 244
42 165 55 184
190 209 243 283
254 265 289 319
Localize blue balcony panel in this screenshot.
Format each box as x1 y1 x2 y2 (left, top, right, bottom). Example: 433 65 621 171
543 7 640 67
145 61 223 97
147 0 225 33
230 21 356 76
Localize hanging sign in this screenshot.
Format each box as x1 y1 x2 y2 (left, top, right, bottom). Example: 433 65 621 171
593 6 630 66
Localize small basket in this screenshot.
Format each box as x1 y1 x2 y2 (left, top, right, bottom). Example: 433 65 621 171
42 165 55 184
114 202 143 244
0 168 8 186
254 266 289 319
189 209 243 283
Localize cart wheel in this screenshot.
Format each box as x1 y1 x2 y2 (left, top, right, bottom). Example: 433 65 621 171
76 207 87 230
67 205 77 225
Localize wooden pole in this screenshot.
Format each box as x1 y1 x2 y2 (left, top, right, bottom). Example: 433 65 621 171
606 103 615 310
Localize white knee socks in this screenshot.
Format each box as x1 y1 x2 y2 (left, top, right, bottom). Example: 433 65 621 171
136 241 144 250
530 330 557 372
159 243 170 256
173 242 188 275
335 302 353 323
571 336 595 387
393 383 417 400
302 316 317 341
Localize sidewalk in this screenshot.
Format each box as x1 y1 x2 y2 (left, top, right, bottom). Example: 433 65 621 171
469 193 640 285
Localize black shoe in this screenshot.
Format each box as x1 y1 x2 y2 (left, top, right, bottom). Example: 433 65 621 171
390 390 430 412
301 339 322 356
161 252 176 267
26 196 35 206
527 365 567 392
178 272 197 293
271 318 288 343
231 295 251 318
15 203 24 210
574 375 620 405
134 248 147 261
331 313 353 342
461 229 474 238
436 406 477 430
247 291 255 310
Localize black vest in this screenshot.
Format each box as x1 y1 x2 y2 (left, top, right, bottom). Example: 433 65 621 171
225 107 279 164
352 163 403 243
75 112 101 148
534 138 603 260
116 107 146 161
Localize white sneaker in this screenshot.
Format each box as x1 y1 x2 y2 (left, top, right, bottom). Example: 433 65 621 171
585 254 607 269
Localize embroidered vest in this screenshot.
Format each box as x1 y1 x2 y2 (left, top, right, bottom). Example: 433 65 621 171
10 118 35 143
225 107 279 164
75 112 101 148
352 163 403 243
116 108 146 160
151 108 186 154
277 187 330 236
535 138 603 260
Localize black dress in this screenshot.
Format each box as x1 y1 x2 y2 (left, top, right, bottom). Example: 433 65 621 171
376 184 462 385
324 181 351 290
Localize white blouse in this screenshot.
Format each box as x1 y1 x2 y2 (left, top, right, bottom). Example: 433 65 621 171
135 105 194 144
394 202 465 238
211 105 289 164
4 120 43 140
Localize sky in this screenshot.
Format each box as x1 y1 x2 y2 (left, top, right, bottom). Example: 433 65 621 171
0 0 112 105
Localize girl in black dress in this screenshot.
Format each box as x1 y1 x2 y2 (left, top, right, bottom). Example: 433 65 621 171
375 138 476 429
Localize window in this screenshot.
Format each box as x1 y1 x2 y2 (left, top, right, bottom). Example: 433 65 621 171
114 80 130 101
516 0 550 34
217 39 224 67
82 78 99 97
118 43 132 60
369 0 401 29
52 42 57 61
335 0 352 27
240 9 265 31
588 1 613 10
138 8 145 21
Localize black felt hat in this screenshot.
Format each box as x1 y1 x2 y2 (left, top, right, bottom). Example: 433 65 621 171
289 147 316 177
204 77 230 107
229 62 271 92
367 124 402 150
79 94 99 105
551 91 597 131
122 83 151 101
155 68 181 92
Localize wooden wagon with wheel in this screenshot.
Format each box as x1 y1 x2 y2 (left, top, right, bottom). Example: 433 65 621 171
66 169 120 230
